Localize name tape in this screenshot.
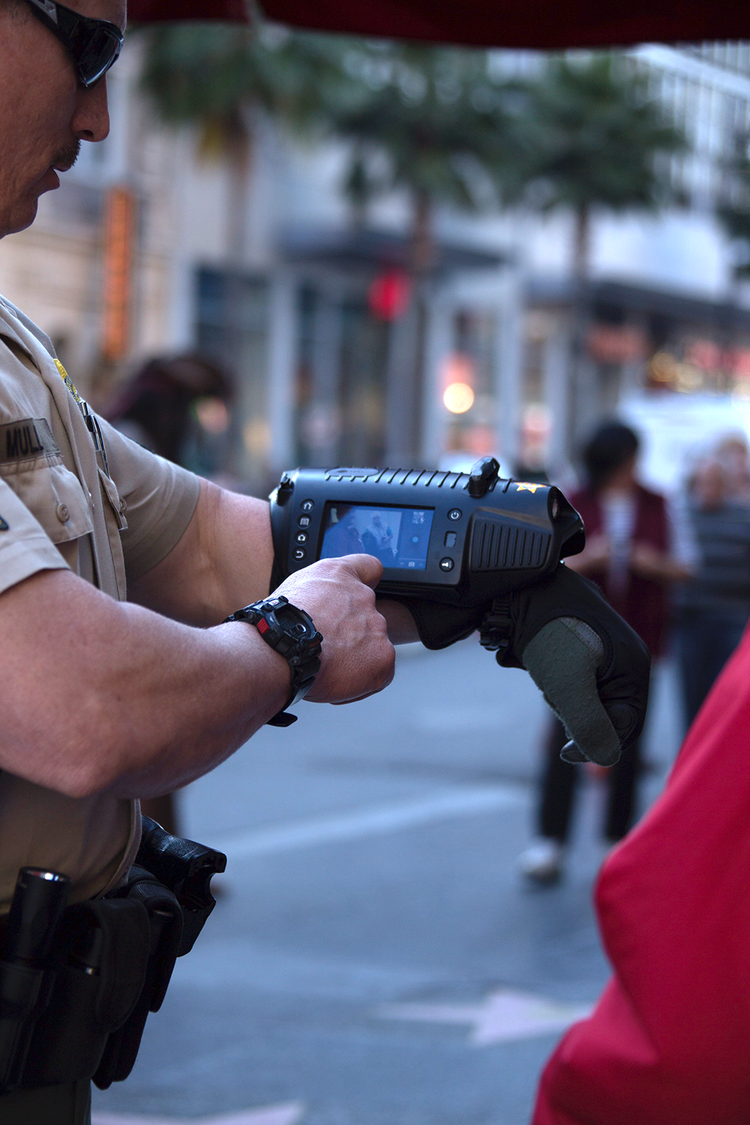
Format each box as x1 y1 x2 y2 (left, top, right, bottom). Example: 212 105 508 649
0 419 60 464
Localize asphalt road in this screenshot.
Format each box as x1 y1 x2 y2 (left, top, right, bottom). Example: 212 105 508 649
91 638 684 1125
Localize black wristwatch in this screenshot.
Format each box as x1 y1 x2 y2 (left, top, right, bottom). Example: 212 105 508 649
224 596 323 727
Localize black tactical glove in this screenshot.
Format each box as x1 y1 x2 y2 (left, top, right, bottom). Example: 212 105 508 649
393 565 650 767
493 564 650 766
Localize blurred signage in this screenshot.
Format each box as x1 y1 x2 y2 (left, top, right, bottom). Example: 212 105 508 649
647 340 750 393
102 186 137 363
586 325 647 364
684 339 750 379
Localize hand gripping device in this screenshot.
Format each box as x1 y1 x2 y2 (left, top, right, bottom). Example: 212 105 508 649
269 458 651 767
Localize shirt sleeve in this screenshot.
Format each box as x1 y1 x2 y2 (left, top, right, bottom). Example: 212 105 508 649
0 474 70 597
96 417 201 583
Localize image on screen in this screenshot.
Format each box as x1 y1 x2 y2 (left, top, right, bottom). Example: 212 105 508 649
320 504 435 570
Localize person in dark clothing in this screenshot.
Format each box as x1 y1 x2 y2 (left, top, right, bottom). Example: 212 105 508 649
520 421 689 883
107 353 231 474
675 453 750 729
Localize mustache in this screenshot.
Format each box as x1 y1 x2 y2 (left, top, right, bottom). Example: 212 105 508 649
51 139 81 172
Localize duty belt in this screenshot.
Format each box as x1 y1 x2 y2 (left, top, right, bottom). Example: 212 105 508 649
0 816 226 1093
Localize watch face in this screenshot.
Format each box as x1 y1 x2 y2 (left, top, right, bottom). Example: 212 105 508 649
274 600 315 641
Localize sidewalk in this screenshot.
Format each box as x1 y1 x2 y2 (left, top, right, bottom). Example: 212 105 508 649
92 642 684 1125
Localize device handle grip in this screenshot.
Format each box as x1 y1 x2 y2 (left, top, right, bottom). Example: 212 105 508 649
522 617 622 766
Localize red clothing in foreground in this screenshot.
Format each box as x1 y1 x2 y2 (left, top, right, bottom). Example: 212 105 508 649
533 622 750 1125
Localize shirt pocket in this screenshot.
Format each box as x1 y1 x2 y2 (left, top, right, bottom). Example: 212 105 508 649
0 457 94 544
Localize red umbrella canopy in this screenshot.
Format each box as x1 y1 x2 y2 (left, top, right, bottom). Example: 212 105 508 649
128 0 750 47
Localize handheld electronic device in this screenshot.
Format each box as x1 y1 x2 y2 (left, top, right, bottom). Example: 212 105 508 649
269 457 585 604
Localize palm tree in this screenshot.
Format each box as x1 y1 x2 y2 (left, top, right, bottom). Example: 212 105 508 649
141 29 519 461
325 43 516 271
510 55 686 279
314 43 519 458
505 55 687 451
139 23 351 261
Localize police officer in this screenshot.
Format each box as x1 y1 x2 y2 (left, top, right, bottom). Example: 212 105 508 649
0 4 652 1122
0 2 402 1119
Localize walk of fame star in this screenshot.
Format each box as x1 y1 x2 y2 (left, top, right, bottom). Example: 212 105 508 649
378 986 592 1045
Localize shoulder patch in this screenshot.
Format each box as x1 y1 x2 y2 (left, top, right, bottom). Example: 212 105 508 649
54 358 82 404
0 419 60 463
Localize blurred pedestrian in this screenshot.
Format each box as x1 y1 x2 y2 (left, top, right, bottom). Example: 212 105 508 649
674 446 750 729
106 353 231 834
519 420 689 883
715 431 750 503
107 352 231 477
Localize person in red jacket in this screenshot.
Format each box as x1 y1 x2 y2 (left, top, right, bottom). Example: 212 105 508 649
519 421 688 883
532 620 750 1125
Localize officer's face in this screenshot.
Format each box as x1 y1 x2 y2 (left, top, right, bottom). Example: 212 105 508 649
0 0 126 239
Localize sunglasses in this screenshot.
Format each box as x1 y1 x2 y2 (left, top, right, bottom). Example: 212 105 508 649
24 0 123 89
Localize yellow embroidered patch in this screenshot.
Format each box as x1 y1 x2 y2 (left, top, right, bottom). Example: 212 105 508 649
54 358 82 404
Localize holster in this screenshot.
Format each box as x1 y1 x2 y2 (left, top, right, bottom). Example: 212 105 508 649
0 819 226 1094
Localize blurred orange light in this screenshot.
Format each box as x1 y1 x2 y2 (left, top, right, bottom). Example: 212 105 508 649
443 382 475 414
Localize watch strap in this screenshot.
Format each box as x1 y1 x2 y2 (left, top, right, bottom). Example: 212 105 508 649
224 596 323 727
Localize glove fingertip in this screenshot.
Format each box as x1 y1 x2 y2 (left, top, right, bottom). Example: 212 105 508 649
560 739 621 768
560 741 588 764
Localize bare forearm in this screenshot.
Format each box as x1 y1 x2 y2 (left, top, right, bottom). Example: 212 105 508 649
0 552 395 799
128 481 275 626
0 570 291 800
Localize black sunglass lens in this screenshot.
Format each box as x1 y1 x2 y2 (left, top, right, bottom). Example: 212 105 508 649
77 28 122 87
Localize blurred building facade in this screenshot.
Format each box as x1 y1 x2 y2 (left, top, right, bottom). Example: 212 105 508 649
3 39 750 490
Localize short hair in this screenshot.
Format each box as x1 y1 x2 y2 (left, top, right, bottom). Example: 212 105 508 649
581 421 639 492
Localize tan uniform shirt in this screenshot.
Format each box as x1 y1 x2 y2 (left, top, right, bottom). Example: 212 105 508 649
0 295 201 912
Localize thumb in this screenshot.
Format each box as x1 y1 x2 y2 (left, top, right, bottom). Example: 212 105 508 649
522 617 621 767
340 552 384 590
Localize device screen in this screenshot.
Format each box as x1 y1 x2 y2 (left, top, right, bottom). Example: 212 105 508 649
320 504 435 570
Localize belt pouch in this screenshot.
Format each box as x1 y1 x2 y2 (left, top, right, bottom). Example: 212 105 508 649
93 866 183 1089
20 898 150 1088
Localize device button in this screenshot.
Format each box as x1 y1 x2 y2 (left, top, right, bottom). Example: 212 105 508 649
298 515 311 528
448 508 462 521
293 548 306 561
301 499 315 512
439 557 455 572
295 531 308 544
444 531 457 548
